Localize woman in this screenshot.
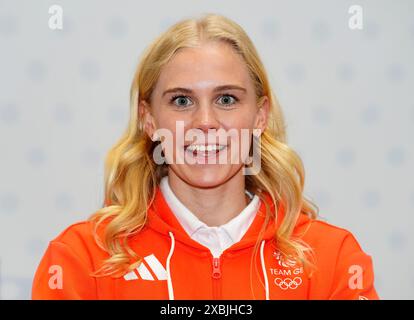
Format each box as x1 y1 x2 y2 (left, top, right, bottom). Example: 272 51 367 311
32 13 379 300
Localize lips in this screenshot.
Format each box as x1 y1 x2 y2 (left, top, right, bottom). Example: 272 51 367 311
184 144 228 158
185 144 226 152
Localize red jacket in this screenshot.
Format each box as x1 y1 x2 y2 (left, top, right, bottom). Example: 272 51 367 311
32 187 379 299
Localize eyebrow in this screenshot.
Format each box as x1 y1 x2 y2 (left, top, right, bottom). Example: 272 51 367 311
162 85 247 97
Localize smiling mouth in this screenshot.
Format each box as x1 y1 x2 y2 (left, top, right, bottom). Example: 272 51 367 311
184 144 228 157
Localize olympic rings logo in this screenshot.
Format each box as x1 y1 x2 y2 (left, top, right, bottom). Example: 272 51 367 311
274 277 303 290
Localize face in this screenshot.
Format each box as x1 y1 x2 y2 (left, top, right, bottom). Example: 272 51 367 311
140 41 269 189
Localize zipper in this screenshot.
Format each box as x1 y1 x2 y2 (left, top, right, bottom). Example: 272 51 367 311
212 256 222 299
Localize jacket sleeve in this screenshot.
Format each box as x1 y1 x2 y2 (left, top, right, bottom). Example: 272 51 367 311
328 232 380 300
31 241 98 300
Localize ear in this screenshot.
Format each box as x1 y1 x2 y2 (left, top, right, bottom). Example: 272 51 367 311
254 95 270 135
138 100 156 139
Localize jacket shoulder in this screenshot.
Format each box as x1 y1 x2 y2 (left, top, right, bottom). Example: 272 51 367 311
298 218 379 299
48 219 108 262
298 217 366 253
52 220 95 245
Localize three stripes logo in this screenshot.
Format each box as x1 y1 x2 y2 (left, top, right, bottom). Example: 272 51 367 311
123 254 167 281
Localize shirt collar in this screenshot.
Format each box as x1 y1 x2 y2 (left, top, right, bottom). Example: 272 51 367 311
159 176 260 243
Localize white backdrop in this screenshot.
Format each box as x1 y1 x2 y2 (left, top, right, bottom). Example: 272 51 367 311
0 0 413 299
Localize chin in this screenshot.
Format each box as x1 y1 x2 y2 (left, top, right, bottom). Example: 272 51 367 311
173 164 240 189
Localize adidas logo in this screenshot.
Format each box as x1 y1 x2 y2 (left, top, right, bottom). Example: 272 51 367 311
123 254 167 281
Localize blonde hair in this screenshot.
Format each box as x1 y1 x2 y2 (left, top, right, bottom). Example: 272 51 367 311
89 13 319 282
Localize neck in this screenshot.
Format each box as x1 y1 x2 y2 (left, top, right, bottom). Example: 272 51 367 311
167 170 248 227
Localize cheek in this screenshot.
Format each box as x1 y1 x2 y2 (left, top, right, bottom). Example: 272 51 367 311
153 114 191 142
220 107 257 130
154 117 189 162
221 118 256 142
221 114 256 162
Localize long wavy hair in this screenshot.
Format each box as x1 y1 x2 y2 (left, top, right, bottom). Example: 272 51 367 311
89 13 319 282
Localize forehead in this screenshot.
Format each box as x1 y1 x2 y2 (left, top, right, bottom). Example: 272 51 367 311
155 41 254 92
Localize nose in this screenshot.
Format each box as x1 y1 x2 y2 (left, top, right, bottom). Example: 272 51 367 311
191 101 221 132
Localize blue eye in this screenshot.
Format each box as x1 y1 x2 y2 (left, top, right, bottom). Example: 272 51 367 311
217 94 238 106
169 93 239 108
170 95 192 107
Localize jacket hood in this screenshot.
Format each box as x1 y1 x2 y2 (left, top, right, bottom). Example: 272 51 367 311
146 186 311 255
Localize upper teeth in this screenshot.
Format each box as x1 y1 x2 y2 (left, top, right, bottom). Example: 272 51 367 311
186 144 226 152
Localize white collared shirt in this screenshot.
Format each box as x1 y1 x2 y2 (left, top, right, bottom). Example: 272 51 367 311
160 176 260 257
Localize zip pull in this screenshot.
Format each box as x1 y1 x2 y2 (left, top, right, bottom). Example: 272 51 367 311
212 257 221 279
